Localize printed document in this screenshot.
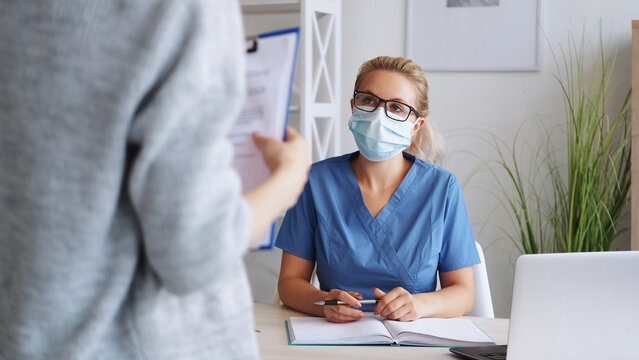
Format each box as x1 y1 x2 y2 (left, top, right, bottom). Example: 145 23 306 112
229 28 299 250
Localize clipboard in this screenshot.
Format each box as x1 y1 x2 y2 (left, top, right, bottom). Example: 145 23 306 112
246 27 299 140
230 27 300 250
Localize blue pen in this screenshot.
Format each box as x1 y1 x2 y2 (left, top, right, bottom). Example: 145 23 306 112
313 299 380 305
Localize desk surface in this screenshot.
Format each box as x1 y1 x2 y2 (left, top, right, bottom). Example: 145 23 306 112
253 302 509 360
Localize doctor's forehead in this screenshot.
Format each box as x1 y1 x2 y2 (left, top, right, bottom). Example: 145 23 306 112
356 70 417 104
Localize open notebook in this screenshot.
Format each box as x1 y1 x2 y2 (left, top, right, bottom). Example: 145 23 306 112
286 315 495 347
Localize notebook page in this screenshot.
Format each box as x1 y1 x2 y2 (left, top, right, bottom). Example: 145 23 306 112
289 315 391 343
383 318 494 344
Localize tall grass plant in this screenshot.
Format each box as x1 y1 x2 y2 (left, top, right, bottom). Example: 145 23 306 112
490 29 631 254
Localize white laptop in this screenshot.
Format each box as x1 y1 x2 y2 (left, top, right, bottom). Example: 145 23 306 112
450 251 639 360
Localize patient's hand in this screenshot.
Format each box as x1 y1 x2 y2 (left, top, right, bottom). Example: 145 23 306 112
321 289 365 323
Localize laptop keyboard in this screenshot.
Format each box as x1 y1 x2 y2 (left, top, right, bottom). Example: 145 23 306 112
478 352 507 360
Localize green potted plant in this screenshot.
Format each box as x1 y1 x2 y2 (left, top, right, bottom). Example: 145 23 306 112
487 30 631 254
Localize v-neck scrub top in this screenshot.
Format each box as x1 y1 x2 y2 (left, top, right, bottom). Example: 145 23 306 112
275 152 480 310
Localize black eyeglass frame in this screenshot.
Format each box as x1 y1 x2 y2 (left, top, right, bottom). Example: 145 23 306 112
353 91 421 122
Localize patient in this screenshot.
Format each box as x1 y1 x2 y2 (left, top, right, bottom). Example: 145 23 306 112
275 56 480 323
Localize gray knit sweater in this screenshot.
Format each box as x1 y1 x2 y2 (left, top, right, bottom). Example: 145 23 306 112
0 1 257 359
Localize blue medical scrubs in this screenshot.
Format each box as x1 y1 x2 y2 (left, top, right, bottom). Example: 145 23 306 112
275 151 479 311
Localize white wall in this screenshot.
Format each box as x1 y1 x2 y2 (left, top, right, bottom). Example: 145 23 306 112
339 0 638 317
242 0 638 316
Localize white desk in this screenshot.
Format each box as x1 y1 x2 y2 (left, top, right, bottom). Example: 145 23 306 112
253 302 509 360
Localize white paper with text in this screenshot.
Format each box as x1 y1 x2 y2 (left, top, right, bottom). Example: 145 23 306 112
229 29 298 250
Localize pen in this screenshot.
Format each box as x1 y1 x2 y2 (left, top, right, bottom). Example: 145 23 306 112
313 299 380 305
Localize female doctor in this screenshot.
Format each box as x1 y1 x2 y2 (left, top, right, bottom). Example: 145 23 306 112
275 56 480 323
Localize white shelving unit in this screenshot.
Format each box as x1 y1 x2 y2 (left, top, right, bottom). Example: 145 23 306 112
241 0 342 162
241 0 342 303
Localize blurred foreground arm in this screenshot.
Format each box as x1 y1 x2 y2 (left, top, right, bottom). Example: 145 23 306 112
244 127 310 247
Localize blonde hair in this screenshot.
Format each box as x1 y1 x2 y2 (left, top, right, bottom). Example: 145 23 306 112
353 56 444 165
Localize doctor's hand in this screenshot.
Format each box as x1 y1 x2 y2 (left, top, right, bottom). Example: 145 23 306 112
321 289 365 323
373 287 422 322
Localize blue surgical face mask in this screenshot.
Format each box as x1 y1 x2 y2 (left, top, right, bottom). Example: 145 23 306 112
348 107 414 161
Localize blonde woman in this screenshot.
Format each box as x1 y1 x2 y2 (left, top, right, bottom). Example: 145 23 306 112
275 56 479 323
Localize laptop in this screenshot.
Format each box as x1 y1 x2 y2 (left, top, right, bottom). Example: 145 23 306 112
450 251 639 360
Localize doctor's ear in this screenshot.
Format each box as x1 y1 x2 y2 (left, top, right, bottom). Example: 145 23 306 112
412 116 425 134
350 98 354 112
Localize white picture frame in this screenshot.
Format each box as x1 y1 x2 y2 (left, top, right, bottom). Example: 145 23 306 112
406 0 542 72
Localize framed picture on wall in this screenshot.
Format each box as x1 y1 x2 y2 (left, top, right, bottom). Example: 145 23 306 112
406 0 542 71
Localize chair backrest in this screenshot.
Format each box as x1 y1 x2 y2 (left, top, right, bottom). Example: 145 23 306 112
467 241 494 318
436 241 494 318
274 241 494 318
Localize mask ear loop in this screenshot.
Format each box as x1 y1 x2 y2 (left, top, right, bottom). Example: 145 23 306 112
411 115 426 136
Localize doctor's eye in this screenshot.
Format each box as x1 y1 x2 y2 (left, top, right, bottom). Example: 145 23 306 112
354 92 381 108
360 96 377 105
387 102 409 116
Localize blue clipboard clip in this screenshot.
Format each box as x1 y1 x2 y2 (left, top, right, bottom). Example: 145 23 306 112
246 27 300 54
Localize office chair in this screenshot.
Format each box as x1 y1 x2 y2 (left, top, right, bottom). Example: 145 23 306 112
274 241 495 319
468 241 495 318
434 241 494 317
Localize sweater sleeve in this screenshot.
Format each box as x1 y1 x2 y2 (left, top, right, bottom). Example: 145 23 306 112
126 0 251 295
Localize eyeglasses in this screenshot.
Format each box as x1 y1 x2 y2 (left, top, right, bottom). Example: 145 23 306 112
353 91 421 122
